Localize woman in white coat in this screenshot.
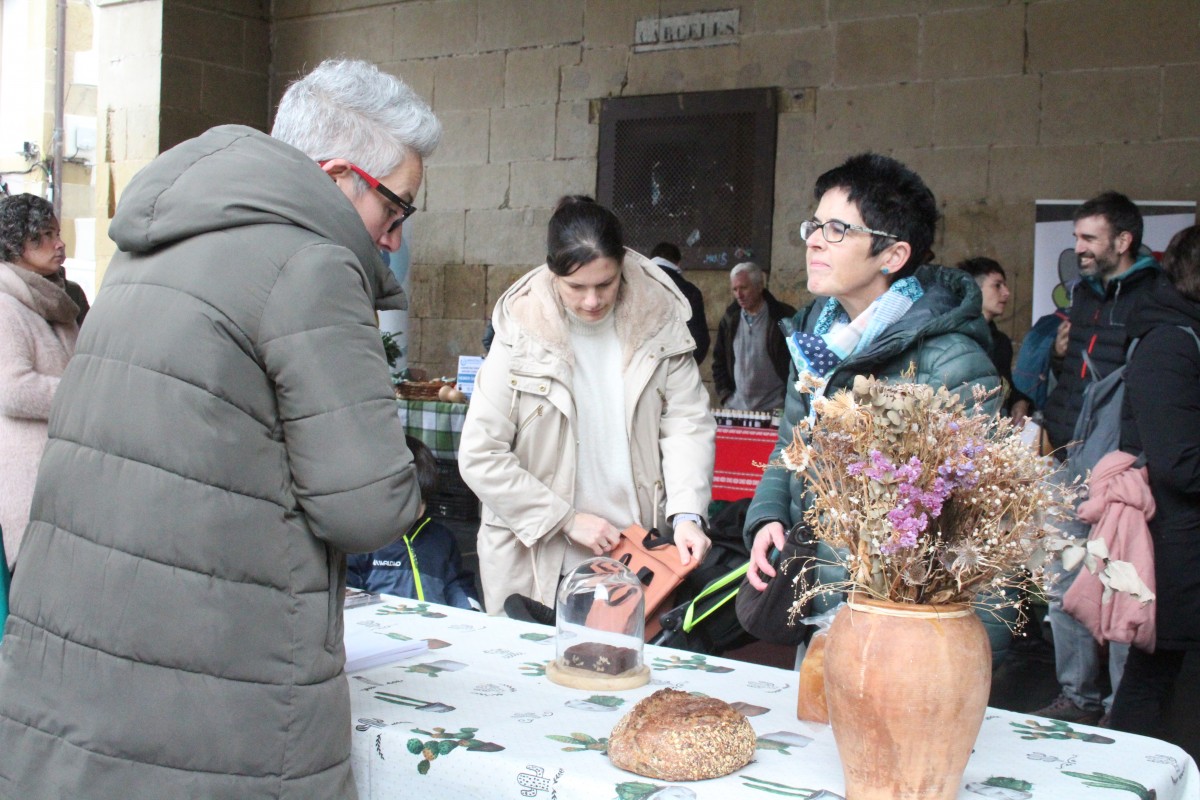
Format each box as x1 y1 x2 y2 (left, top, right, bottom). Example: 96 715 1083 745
458 196 715 615
0 194 78 568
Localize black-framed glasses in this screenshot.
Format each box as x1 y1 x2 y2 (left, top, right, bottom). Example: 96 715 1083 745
321 160 417 233
800 218 898 244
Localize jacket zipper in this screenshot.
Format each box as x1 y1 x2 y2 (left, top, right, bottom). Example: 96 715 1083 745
517 404 544 435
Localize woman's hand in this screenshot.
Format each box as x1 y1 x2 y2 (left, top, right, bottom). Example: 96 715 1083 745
1053 319 1071 359
566 512 622 556
746 521 787 591
672 520 710 567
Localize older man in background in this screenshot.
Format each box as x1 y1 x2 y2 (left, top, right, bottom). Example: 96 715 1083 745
712 261 795 410
0 59 440 800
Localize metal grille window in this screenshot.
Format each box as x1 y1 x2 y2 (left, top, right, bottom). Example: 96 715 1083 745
597 89 777 271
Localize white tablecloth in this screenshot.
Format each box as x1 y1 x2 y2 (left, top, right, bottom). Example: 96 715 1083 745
347 600 1199 800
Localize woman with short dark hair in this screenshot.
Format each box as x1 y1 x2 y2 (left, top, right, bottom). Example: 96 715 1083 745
0 193 79 567
1110 224 1200 742
458 196 715 614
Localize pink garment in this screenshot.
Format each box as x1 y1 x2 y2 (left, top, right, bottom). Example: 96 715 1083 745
1063 450 1157 652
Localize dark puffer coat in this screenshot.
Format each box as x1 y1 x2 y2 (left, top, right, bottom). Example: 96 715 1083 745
0 126 422 799
1120 273 1200 649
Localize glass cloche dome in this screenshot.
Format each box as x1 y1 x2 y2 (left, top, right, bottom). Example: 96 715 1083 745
545 557 650 690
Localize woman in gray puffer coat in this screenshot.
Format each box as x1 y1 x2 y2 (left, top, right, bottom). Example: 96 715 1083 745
0 60 439 800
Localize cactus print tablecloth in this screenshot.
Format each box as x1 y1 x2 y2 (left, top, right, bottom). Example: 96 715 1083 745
346 599 1199 800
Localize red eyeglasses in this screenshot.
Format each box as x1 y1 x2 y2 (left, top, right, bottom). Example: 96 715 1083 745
320 160 417 233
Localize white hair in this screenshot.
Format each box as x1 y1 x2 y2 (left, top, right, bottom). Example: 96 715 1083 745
730 261 766 287
272 59 441 196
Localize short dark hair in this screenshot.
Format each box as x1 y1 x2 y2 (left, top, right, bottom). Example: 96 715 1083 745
0 193 58 263
649 241 681 263
1163 225 1200 303
404 435 440 504
956 256 1006 281
813 153 938 280
546 195 625 276
1074 191 1143 254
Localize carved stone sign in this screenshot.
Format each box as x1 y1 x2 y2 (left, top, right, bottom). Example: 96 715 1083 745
634 9 739 52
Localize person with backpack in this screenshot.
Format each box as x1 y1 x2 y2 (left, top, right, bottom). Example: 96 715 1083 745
1034 191 1161 726
1107 225 1200 742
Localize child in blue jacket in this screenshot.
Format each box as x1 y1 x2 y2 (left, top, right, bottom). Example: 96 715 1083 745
347 436 480 610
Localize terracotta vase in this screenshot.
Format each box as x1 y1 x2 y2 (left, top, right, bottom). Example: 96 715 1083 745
823 594 991 800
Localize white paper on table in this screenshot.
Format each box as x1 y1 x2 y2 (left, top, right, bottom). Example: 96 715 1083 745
344 627 428 673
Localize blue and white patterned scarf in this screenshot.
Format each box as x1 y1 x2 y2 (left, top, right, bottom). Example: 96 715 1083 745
786 276 924 398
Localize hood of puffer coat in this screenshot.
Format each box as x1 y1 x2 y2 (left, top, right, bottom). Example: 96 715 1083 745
108 124 406 310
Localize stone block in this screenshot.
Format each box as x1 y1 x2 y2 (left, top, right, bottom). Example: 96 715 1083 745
104 1 163 57
583 0 656 47
465 208 552 265
477 0 583 50
273 0 340 20
102 52 162 108
66 1 95 52
934 76 1039 148
409 261 445 318
444 263 490 319
321 7 395 63
381 60 435 109
561 46 629 103
393 0 480 60
158 108 212 152
490 105 557 162
1040 69 1160 145
834 16 918 86
433 53 505 111
430 109 491 165
163 4 245 69
244 17 271 73
161 56 203 110
119 105 162 160
1029 0 1200 72
509 159 597 209
753 0 825 31
626 44 741 95
506 45 580 107
200 65 269 126
920 5 1024 79
890 146 990 204
425 163 510 211
272 17 326 74
738 29 833 89
406 211 466 266
487 264 535 311
65 84 97 115
986 145 1102 203
813 84 934 151
556 101 598 159
182 0 269 15
774 112 817 194
1163 64 1200 140
829 0 921 22
1101 141 1200 200
416 317 488 374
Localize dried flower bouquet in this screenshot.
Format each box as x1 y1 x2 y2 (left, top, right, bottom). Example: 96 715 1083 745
782 373 1075 610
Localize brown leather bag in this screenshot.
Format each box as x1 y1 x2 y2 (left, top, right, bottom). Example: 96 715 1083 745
606 524 699 639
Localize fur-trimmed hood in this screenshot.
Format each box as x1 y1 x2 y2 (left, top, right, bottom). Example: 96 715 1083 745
490 248 696 368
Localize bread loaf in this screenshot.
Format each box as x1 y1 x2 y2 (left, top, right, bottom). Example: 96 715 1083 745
607 689 756 781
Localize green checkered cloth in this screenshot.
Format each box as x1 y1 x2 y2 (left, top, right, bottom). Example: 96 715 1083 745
396 399 467 461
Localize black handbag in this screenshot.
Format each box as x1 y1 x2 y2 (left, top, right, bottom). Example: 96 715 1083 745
734 521 820 646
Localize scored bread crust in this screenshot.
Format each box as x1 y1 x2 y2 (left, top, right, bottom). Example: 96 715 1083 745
607 688 756 781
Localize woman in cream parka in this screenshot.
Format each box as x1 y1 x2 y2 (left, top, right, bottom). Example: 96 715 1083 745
458 197 716 614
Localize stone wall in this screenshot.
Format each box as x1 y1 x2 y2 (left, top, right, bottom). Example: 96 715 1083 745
259 0 1196 382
